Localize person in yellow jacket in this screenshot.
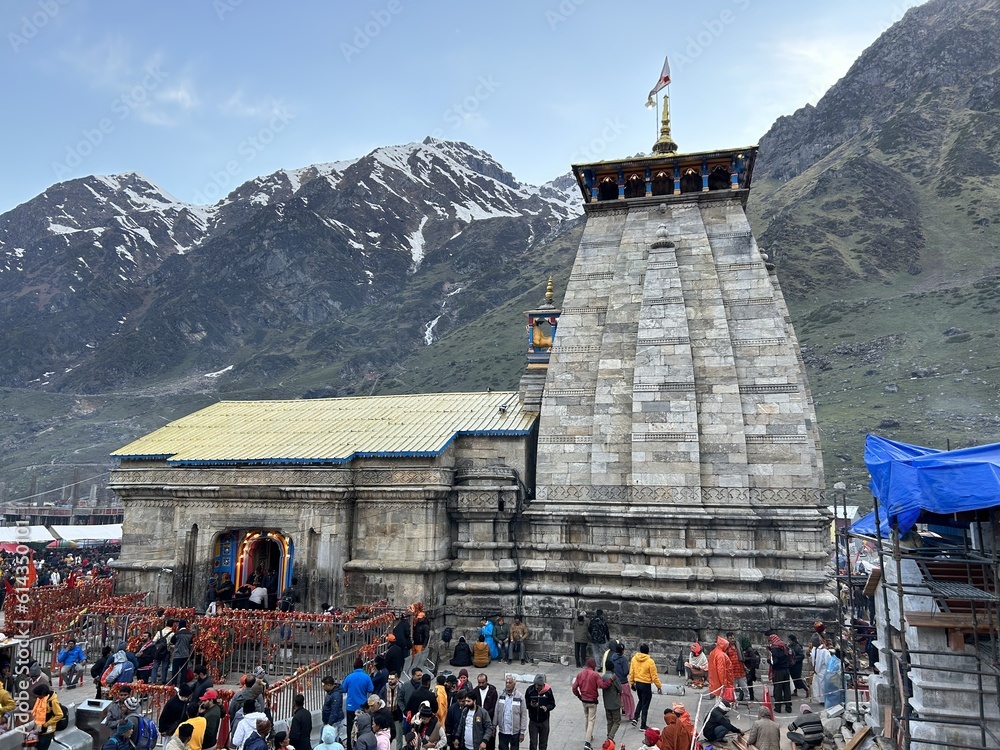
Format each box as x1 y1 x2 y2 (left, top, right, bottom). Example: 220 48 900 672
0 684 14 714
435 674 449 727
628 643 662 731
32 684 64 750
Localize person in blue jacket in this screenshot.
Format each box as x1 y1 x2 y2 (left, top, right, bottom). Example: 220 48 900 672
341 658 373 747
479 617 499 661
56 638 87 688
321 676 345 739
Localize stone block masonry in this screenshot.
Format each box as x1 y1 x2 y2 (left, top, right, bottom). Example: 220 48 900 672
508 188 833 647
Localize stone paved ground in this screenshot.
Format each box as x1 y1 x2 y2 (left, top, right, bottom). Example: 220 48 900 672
471 656 817 750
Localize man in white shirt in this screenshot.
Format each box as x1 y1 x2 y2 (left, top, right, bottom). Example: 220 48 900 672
249 587 268 609
492 675 526 750
232 699 267 750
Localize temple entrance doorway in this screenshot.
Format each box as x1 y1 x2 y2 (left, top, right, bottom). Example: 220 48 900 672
212 530 294 605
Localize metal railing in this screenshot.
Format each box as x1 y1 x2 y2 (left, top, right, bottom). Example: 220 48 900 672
226 620 367 679
264 648 360 723
69 604 396 682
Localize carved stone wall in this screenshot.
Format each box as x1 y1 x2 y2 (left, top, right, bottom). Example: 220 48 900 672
520 191 834 648
111 436 533 614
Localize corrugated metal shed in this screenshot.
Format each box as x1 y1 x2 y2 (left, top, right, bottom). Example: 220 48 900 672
112 391 534 466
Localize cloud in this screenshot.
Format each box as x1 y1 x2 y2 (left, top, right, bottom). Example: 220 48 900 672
768 36 871 106
157 83 200 111
56 36 202 127
219 90 291 119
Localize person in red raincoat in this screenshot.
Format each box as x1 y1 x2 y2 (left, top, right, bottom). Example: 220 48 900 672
707 635 735 701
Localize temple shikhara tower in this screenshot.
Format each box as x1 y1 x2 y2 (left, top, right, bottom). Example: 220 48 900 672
109 81 832 648
515 91 832 638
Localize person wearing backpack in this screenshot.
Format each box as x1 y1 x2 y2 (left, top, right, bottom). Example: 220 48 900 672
170 621 194 686
787 634 808 697
125 697 159 750
587 611 610 667
31 684 65 750
151 620 175 685
105 688 131 731
104 645 136 686
123 695 143 729
102 721 134 750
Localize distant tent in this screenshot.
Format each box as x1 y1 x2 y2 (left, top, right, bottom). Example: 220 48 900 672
851 434 1000 538
0 526 54 544
50 524 122 543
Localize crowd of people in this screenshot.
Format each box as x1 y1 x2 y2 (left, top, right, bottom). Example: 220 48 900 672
9 598 855 750
562 613 845 750
447 615 530 669
203 569 301 614
0 543 119 606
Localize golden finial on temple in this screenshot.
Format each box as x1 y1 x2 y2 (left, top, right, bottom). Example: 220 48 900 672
653 92 679 155
544 275 554 305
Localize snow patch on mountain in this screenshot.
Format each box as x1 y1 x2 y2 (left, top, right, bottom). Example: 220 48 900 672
48 223 79 235
408 216 429 270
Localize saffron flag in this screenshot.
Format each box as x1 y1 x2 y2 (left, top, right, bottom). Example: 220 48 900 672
646 56 671 105
25 550 37 588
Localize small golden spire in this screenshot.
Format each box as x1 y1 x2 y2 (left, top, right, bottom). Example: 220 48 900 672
545 276 554 305
653 92 678 155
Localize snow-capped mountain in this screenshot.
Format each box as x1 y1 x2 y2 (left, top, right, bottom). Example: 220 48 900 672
0 138 581 390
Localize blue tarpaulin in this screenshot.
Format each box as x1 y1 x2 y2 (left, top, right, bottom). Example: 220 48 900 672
850 434 1000 538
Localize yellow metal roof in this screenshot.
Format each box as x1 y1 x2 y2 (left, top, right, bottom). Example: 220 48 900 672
112 391 535 466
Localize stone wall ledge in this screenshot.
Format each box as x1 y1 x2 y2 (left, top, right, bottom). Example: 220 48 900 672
517 582 836 607
910 694 1000 721
519 559 828 583
522 506 831 524
446 581 519 593
110 559 174 571
448 560 517 574
342 559 452 574
517 542 828 559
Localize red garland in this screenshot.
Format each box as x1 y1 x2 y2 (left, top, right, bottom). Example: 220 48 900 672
13 591 406 684
4 579 117 637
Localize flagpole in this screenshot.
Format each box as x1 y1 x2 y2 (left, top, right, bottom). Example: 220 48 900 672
654 91 660 145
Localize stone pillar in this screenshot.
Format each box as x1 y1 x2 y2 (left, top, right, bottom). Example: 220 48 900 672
446 466 523 624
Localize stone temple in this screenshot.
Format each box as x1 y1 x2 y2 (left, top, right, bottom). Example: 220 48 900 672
111 99 833 650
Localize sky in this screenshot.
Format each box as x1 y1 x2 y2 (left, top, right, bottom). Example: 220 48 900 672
1 0 926 213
